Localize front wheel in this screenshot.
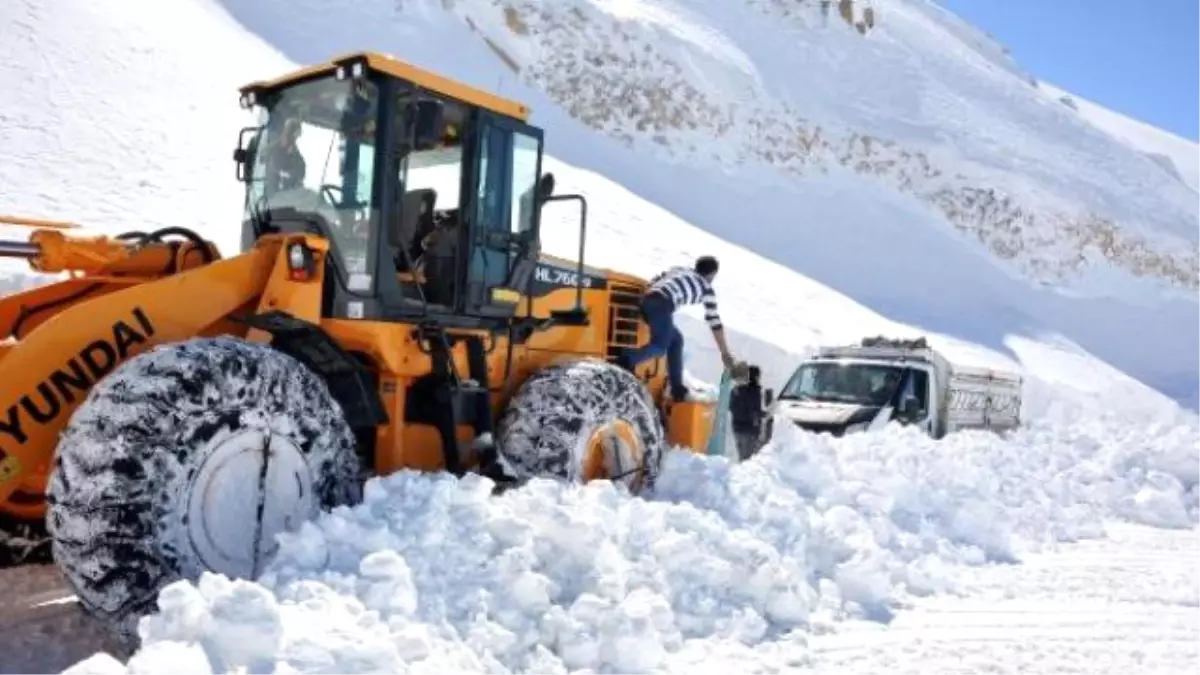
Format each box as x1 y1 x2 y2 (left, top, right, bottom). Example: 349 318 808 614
495 358 665 493
46 336 361 644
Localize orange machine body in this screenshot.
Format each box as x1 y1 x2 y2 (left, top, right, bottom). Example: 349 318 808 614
0 223 709 520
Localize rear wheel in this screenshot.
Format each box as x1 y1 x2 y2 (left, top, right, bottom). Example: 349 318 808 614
45 336 361 644
495 358 664 493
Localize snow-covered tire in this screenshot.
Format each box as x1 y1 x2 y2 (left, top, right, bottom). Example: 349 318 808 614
45 336 361 644
495 358 664 493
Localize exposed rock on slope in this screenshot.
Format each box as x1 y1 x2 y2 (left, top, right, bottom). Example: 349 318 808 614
444 0 1198 291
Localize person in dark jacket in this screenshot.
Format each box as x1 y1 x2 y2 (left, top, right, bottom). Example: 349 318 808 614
266 117 306 192
729 365 765 460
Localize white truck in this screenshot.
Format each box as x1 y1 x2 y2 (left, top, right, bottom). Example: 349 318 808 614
762 336 1023 440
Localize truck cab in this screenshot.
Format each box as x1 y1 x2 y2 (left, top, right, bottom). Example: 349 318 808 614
765 336 1023 440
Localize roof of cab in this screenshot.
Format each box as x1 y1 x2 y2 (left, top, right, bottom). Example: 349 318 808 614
239 51 530 122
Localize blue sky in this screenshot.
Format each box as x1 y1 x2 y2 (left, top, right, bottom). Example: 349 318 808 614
937 0 1199 141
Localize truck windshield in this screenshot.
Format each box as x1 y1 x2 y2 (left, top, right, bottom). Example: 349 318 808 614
244 76 380 284
779 362 904 406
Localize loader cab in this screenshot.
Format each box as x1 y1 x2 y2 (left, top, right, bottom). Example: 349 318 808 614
233 53 569 329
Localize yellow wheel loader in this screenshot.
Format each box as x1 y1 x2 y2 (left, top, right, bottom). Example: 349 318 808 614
0 52 721 643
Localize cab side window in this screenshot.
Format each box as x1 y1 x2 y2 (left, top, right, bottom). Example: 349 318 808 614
902 369 930 419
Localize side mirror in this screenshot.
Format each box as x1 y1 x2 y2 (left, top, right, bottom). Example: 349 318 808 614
537 172 556 201
896 395 920 420
763 388 774 406
233 126 261 183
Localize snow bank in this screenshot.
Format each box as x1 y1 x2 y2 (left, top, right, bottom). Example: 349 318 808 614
71 406 1197 674
82 473 816 674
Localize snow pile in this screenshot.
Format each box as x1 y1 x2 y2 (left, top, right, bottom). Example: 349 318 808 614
67 403 1197 674
77 473 817 674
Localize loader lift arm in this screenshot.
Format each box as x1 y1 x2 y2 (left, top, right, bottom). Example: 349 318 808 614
0 220 307 512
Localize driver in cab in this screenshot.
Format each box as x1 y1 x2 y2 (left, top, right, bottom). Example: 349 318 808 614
265 118 306 191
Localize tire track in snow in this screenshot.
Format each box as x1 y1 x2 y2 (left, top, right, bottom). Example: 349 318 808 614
807 523 1200 675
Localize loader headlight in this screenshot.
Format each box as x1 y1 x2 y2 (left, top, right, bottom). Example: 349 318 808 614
287 242 315 281
288 243 305 268
335 61 365 81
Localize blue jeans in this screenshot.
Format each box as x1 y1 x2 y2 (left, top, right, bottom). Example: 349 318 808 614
625 293 686 397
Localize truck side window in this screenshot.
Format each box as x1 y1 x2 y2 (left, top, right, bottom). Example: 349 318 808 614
904 369 930 417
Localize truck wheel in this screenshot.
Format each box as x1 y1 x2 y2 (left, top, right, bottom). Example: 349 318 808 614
45 336 361 644
495 358 664 494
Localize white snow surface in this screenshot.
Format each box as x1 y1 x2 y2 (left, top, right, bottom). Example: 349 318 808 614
805 522 1199 675
0 0 1197 671
65 413 1199 674
1038 81 1199 195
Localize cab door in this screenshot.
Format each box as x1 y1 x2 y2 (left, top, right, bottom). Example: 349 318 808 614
463 111 544 317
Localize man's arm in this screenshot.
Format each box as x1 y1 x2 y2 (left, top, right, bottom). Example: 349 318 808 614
712 327 735 368
703 290 736 369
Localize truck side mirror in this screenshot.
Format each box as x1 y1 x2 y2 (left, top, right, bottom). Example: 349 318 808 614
896 395 920 420
763 388 774 406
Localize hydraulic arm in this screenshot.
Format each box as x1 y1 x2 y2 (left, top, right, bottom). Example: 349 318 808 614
0 216 278 514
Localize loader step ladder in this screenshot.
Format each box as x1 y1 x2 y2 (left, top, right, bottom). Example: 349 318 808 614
605 283 643 362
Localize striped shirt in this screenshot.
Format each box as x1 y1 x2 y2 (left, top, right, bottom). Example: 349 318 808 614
648 266 723 330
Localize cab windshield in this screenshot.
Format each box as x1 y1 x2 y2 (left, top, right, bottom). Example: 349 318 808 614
779 362 903 406
244 75 380 287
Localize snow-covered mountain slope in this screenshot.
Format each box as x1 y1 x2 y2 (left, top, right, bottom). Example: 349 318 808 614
197 0 1195 408
471 0 1200 287
441 0 1200 403
1038 82 1199 195
0 0 1193 472
0 0 1197 671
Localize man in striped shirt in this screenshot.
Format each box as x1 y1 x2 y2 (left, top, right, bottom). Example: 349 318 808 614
618 256 737 401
